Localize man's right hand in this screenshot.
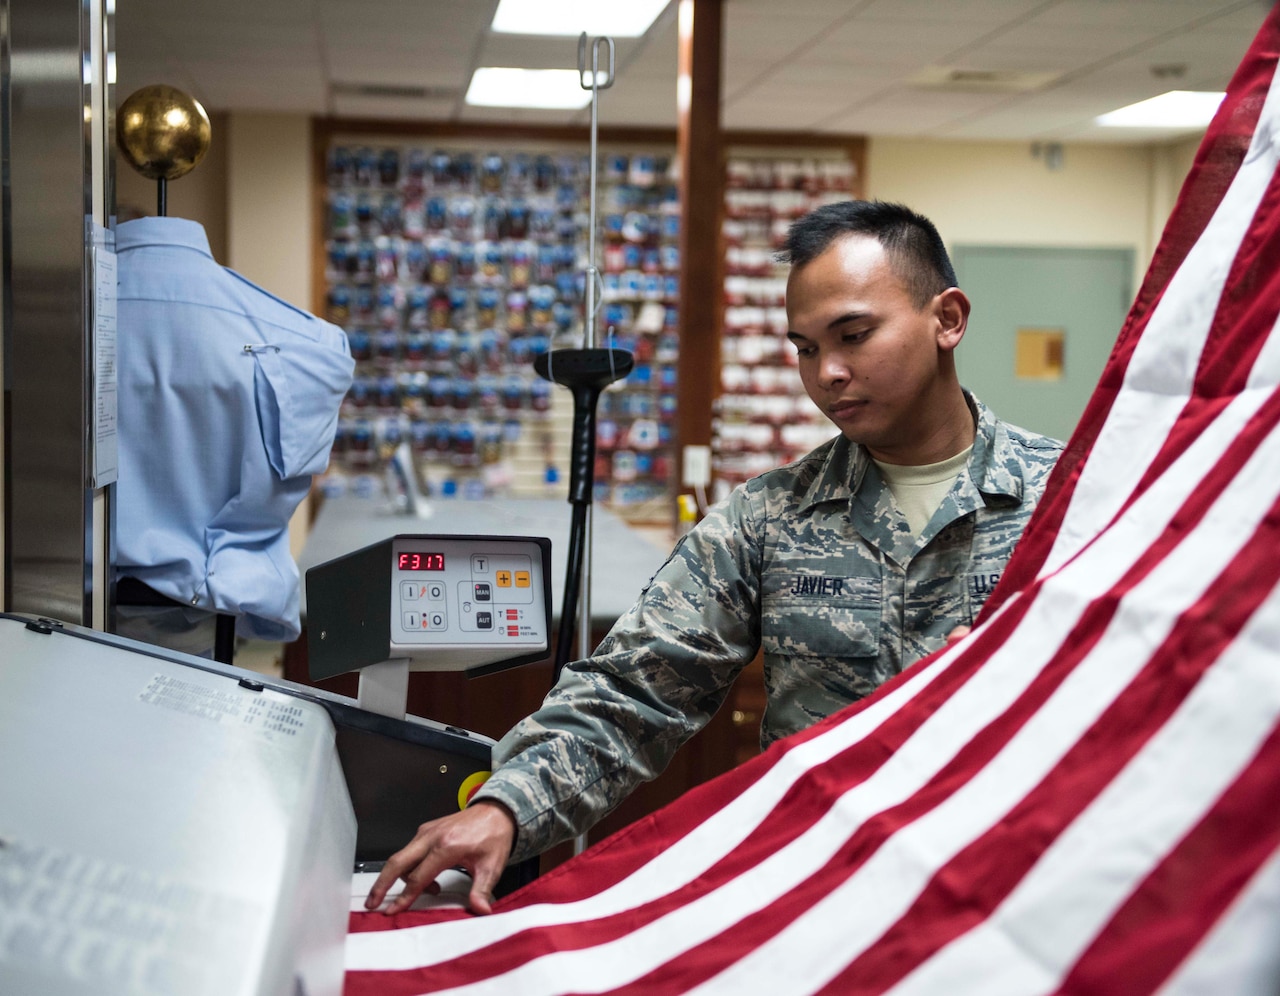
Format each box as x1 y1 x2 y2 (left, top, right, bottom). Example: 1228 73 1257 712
364 800 517 916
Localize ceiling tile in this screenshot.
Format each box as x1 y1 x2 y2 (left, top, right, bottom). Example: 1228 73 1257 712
319 0 495 32
724 84 876 127
801 18 992 70
724 10 841 60
456 104 582 126
617 28 678 81
110 0 1272 143
728 0 866 15
767 62 902 88
724 98 853 131
969 24 1162 64
327 49 471 86
128 0 316 29
592 89 677 128
478 34 638 71
857 0 1049 26
1029 0 1259 30
329 94 458 120
817 87 1019 135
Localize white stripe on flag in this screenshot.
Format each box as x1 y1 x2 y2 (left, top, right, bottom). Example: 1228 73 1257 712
1042 61 1280 578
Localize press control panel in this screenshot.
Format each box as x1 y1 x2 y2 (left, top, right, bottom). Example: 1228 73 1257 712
389 537 549 659
306 533 552 680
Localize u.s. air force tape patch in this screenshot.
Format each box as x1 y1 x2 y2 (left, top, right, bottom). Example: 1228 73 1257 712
969 571 1002 599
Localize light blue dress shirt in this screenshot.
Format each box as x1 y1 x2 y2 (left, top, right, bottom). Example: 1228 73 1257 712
116 217 354 641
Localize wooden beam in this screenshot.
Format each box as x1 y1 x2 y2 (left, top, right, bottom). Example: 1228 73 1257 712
675 0 724 524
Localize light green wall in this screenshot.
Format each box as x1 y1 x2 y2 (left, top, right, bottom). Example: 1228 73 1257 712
954 245 1134 441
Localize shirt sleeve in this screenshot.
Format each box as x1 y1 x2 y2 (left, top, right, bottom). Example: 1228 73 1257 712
190 337 351 641
474 486 765 862
248 335 354 481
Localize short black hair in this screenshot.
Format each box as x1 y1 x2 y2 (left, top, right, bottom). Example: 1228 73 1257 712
777 199 958 308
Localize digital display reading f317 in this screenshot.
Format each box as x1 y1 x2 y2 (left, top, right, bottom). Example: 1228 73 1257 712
397 552 445 572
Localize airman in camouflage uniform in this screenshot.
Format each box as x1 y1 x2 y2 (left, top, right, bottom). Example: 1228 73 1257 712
475 391 1061 862
367 200 1065 915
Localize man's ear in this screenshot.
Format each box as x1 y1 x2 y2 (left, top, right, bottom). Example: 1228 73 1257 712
934 287 970 353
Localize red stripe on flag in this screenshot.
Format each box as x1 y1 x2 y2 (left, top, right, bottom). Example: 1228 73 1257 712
1059 714 1280 993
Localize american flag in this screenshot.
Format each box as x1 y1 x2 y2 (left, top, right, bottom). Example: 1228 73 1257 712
344 10 1280 993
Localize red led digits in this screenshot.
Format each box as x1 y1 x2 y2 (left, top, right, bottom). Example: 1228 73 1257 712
397 552 446 571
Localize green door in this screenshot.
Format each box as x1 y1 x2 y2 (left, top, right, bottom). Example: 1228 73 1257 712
953 246 1134 443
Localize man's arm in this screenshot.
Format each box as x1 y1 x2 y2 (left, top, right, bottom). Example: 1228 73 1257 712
473 488 767 863
365 801 516 915
364 485 766 912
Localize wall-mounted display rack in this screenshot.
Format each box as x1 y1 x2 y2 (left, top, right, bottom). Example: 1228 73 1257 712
713 152 861 497
317 139 680 519
311 122 865 523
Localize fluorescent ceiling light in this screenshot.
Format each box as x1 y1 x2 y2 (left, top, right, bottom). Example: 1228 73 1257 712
466 68 593 110
1096 90 1226 129
491 0 669 37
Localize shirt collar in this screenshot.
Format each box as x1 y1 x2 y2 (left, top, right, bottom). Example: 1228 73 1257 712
115 216 214 257
965 391 1025 503
797 390 1025 513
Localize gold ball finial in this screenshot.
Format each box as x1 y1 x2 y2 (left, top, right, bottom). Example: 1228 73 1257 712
118 84 211 181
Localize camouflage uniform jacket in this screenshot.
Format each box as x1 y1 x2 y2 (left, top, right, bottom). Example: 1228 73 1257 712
476 393 1062 862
